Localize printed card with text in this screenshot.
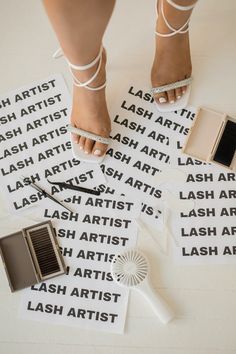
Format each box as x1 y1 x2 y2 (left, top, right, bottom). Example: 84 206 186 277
166 107 236 264
19 192 140 333
0 74 105 212
103 80 196 232
169 139 236 264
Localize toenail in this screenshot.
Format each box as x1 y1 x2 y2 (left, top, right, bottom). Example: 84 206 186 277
94 149 102 156
182 90 186 94
84 150 89 154
159 97 167 103
170 100 175 104
177 95 182 100
79 145 83 150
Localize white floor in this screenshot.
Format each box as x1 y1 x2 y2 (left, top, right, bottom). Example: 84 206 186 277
0 0 236 353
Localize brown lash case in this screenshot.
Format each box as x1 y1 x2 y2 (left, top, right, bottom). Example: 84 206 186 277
0 221 66 292
182 107 236 171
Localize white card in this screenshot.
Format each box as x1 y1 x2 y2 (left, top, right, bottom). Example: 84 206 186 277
19 193 140 333
0 74 106 212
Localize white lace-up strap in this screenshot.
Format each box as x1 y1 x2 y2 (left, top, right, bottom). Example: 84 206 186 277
166 0 197 11
67 45 103 71
53 45 106 91
155 0 198 37
52 48 63 59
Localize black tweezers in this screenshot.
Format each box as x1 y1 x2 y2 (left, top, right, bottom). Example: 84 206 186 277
47 180 100 196
21 176 73 213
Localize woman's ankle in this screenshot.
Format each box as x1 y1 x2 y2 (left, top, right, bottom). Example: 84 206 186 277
70 49 107 89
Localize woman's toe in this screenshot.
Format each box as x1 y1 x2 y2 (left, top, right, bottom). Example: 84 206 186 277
78 136 86 150
71 132 79 144
84 138 94 154
154 92 168 104
167 89 176 104
182 85 187 95
92 142 108 157
175 88 182 100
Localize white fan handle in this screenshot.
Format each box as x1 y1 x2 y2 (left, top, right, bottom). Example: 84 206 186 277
138 279 174 324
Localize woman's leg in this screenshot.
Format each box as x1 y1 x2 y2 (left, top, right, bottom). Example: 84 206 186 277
151 0 197 104
43 0 116 156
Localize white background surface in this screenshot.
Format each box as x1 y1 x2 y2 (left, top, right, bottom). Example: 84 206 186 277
0 0 236 353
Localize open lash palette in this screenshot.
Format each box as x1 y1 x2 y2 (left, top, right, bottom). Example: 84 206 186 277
182 107 236 170
0 221 66 292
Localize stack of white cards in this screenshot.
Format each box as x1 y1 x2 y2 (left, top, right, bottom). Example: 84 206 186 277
0 74 235 333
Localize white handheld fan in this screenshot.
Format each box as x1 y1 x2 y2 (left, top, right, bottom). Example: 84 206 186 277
111 249 174 324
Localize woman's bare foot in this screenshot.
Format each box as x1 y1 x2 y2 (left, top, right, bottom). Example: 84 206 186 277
70 49 111 157
151 0 193 104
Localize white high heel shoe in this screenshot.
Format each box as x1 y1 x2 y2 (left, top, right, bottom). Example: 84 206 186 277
151 0 198 112
53 46 110 163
